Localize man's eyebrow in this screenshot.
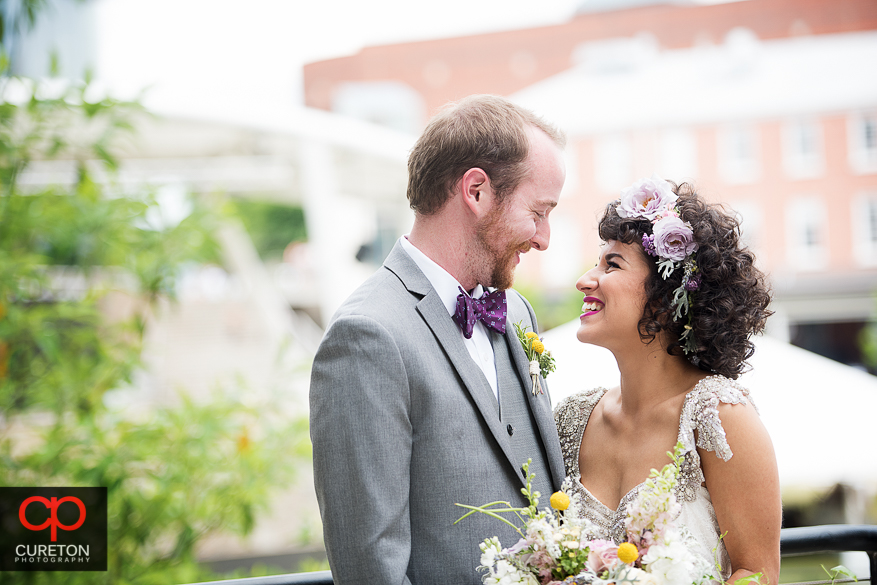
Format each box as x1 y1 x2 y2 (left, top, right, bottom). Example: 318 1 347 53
536 199 558 209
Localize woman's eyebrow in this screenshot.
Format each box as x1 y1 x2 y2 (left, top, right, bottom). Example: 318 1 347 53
605 252 627 264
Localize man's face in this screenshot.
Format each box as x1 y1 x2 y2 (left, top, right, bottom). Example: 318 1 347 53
473 126 565 290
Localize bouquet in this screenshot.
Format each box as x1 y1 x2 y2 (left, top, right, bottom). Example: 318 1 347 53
456 443 719 585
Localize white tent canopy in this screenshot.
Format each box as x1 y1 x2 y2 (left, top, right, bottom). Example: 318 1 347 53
540 319 877 490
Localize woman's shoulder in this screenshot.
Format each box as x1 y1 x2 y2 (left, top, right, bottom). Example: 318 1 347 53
687 374 755 410
554 387 607 434
554 387 607 419
680 375 757 461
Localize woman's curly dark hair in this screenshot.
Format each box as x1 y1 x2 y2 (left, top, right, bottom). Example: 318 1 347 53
597 182 772 379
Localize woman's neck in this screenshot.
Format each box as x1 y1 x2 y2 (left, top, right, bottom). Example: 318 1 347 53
612 342 705 414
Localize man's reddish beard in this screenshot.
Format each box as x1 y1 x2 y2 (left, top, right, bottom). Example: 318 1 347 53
475 204 530 291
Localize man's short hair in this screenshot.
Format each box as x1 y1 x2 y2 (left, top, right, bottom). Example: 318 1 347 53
406 95 565 216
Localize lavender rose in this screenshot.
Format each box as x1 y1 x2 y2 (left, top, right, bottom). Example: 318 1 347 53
617 174 678 221
652 216 698 261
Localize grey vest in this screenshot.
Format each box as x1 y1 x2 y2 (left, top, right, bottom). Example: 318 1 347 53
492 331 553 501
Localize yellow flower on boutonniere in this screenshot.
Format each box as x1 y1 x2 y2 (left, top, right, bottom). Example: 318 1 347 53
513 322 557 396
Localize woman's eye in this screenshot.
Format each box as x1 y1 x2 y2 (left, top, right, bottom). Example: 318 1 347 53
607 261 620 269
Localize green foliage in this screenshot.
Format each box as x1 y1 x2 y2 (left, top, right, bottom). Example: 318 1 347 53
230 198 307 261
0 75 310 583
858 307 877 372
822 564 857 584
515 281 585 332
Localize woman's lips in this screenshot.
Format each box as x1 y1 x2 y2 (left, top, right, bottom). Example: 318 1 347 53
580 296 604 318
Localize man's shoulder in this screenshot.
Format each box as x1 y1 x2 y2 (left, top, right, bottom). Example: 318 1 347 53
330 265 416 325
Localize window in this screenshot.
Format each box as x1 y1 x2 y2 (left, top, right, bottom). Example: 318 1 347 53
727 200 763 250
786 197 828 270
848 111 877 174
718 124 760 184
594 134 631 191
783 119 824 179
331 81 425 134
658 128 697 180
852 192 877 266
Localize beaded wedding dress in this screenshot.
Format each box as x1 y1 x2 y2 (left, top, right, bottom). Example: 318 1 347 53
553 375 756 581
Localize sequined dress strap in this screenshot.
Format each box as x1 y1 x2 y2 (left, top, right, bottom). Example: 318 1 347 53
554 387 607 477
675 375 757 501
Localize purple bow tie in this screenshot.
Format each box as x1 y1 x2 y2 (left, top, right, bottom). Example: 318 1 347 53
452 287 507 339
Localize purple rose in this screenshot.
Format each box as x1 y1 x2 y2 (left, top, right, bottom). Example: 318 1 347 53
652 216 697 261
617 174 678 221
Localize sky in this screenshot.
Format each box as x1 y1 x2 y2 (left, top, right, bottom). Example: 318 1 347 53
94 0 583 115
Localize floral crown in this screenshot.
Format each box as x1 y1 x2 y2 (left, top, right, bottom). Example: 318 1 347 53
616 174 699 354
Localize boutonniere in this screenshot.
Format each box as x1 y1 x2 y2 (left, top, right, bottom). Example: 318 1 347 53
513 322 556 396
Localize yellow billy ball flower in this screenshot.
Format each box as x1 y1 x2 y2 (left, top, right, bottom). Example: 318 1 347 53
531 340 545 354
525 331 539 340
617 542 639 564
549 491 570 511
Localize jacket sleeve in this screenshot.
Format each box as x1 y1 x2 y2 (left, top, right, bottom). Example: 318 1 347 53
309 314 413 585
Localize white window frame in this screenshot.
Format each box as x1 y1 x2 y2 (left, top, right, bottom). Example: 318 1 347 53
851 191 877 267
848 111 877 174
785 196 828 271
658 128 698 180
782 118 824 180
594 134 632 192
718 123 760 184
727 200 763 251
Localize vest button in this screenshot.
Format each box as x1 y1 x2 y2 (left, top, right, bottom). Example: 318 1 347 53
507 424 514 436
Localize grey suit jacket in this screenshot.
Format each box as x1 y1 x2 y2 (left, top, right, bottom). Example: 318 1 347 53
310 242 565 585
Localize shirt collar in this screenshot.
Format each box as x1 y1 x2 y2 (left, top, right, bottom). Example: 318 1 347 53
399 236 485 316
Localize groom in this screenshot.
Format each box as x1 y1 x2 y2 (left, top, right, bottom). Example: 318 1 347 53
309 95 567 585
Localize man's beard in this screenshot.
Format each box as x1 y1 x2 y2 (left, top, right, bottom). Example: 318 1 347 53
473 205 529 291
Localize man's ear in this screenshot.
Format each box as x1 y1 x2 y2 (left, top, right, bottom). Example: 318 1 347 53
460 168 494 218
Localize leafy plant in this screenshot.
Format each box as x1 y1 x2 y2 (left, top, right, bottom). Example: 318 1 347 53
0 73 310 583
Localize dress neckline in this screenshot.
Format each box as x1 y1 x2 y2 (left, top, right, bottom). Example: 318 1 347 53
572 376 720 513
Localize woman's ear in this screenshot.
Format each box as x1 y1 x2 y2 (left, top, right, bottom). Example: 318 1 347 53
460 168 493 218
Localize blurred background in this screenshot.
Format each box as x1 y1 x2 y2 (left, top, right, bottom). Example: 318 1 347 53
1 0 876 582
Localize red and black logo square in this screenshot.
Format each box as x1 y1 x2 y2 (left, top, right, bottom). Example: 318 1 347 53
0 487 107 571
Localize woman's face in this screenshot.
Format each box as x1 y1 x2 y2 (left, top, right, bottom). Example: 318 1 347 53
575 239 653 351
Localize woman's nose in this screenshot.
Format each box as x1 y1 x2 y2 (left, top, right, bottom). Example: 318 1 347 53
576 268 598 293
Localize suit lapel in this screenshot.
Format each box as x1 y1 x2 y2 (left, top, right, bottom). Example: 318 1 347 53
383 243 523 481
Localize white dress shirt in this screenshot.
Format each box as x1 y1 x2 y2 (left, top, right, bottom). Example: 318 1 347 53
399 236 499 400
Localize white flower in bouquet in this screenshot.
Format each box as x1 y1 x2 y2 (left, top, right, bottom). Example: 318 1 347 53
616 567 662 585
642 537 700 585
457 447 724 585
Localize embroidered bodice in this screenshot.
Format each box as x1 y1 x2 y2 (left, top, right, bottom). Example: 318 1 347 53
554 375 755 580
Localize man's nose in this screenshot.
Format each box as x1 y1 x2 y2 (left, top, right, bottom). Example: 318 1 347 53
529 220 550 251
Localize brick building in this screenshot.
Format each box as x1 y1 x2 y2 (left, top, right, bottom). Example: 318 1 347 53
303 0 877 369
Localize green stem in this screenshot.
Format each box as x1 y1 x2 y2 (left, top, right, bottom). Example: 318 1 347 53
454 502 529 538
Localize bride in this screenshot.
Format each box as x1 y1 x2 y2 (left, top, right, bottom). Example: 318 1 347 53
554 176 781 584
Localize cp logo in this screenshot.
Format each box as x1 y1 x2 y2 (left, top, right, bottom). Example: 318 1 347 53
19 496 86 542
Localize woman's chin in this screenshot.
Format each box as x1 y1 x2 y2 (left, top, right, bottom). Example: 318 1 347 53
575 325 593 344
